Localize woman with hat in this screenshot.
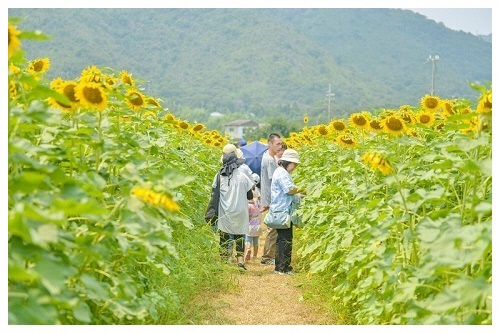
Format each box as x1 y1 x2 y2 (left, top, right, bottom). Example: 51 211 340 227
269 149 302 275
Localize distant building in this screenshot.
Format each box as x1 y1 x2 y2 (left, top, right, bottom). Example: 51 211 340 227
210 112 224 117
224 119 259 141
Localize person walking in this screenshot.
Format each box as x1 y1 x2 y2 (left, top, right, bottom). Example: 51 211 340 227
214 144 254 270
269 149 302 275
259 133 283 266
245 174 262 261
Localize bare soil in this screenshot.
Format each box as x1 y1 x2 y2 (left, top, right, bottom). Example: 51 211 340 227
198 231 335 325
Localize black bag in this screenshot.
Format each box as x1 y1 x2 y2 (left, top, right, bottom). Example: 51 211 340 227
205 172 220 226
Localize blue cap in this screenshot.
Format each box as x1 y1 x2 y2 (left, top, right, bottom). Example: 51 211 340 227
239 139 247 146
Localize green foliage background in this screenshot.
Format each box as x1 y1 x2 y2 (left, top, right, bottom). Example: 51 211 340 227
9 8 492 126
8 13 492 325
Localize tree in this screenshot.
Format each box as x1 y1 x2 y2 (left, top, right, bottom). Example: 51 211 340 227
245 116 301 141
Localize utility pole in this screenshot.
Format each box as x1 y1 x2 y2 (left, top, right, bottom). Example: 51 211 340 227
326 83 335 121
427 55 440 96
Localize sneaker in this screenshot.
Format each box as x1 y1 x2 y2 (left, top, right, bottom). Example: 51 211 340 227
260 258 275 266
279 269 295 275
238 263 247 270
245 250 251 261
273 270 280 274
252 256 258 259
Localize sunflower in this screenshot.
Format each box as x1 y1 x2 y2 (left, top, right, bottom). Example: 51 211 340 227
125 89 146 111
9 81 17 99
120 70 135 86
8 24 22 57
147 97 162 108
142 111 156 119
131 187 180 212
399 105 413 113
476 90 492 114
317 125 329 136
421 95 441 112
192 124 205 132
164 113 176 121
407 129 422 139
74 82 108 111
9 63 20 75
361 151 394 175
50 77 65 90
416 111 435 126
303 116 309 124
337 134 357 148
368 118 384 133
349 111 371 130
27 58 50 76
178 121 190 130
434 122 445 132
382 116 407 135
330 119 347 132
399 111 416 125
379 109 397 119
440 101 456 119
49 80 79 112
79 65 103 84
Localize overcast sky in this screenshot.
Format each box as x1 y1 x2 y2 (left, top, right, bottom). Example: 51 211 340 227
406 8 492 35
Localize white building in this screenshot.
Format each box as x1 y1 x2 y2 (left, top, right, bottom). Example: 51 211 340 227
224 120 259 141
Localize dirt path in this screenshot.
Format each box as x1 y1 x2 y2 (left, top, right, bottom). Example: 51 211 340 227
201 234 335 325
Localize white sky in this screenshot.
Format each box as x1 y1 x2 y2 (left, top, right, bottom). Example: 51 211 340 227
407 8 492 35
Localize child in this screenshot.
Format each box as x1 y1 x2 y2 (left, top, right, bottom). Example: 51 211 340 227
245 175 262 261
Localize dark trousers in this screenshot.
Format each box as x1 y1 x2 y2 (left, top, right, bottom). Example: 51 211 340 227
220 232 244 258
276 225 293 272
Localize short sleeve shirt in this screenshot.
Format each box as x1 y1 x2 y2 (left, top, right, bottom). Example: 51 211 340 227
260 151 277 207
270 167 295 212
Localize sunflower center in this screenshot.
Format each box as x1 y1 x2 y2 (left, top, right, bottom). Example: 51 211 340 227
129 93 144 106
333 122 345 131
83 86 103 104
420 115 431 124
63 84 78 103
370 120 382 130
425 98 439 109
353 115 367 126
387 117 403 131
33 61 44 72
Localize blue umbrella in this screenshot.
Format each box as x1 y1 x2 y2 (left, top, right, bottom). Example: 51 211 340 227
240 141 268 177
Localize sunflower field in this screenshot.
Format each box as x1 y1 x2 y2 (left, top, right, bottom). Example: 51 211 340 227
289 94 492 324
8 21 235 324
8 20 492 325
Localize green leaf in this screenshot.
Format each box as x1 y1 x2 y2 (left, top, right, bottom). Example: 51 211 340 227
30 223 59 248
73 301 92 323
80 274 110 301
34 258 74 295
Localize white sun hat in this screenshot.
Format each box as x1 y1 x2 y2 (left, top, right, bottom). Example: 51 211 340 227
280 149 301 164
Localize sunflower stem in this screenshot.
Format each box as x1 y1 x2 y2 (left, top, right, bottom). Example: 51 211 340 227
96 110 102 172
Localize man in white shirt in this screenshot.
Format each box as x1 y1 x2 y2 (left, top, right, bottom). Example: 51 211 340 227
259 133 283 266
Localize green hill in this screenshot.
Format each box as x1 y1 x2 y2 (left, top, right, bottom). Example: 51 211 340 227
9 8 491 122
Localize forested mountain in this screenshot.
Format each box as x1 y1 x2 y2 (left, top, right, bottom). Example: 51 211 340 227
9 8 492 122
